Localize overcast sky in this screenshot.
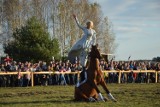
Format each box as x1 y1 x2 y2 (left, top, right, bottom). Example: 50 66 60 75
91 0 160 60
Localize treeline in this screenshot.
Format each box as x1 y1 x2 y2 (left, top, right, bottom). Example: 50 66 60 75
0 0 116 59
152 57 160 62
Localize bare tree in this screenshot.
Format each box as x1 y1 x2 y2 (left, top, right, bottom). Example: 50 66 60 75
98 16 117 54
1 0 117 57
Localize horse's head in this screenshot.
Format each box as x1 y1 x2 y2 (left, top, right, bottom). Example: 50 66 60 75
89 45 102 60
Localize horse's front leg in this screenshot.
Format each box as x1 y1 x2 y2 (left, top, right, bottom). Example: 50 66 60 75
87 79 105 102
99 79 117 102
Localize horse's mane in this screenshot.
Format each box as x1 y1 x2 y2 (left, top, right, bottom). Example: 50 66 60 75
87 45 102 72
89 45 101 60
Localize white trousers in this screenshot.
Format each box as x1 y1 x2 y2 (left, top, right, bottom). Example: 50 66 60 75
79 49 88 67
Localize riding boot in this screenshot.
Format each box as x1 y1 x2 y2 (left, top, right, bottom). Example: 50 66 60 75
80 67 86 82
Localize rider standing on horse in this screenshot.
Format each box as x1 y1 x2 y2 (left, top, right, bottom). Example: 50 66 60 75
68 14 117 102
68 14 96 81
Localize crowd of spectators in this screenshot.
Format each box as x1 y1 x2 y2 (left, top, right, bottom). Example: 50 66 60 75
0 55 160 87
0 56 83 87
99 60 160 83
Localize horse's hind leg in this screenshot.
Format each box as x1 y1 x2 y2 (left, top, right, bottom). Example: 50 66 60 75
74 87 89 102
86 79 105 101
99 80 117 102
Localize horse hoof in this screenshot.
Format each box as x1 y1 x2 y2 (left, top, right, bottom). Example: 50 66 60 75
103 97 108 102
108 93 117 102
112 99 117 102
88 97 96 102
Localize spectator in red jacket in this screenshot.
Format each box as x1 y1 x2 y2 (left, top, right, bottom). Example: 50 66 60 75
4 55 12 63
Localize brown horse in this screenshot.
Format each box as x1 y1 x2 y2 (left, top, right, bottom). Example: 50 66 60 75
74 45 117 102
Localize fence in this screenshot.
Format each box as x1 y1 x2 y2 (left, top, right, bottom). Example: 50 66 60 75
0 70 159 87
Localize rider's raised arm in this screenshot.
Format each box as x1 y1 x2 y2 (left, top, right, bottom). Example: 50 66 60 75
73 14 85 30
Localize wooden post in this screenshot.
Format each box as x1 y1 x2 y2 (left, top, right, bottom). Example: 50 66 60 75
155 71 158 83
147 72 150 83
118 71 121 84
31 72 34 87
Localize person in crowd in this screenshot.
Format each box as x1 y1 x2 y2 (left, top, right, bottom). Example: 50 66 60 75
41 62 49 86
65 62 71 84
47 62 54 85
3 62 11 86
156 63 160 82
141 62 147 83
128 61 134 83
108 60 118 83
103 62 110 83
4 55 12 63
70 63 77 85
59 63 67 85
100 60 105 70
74 61 82 83
132 61 138 82
10 61 18 87
17 68 23 87
0 64 7 87
23 62 31 87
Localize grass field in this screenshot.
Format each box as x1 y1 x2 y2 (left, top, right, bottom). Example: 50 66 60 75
0 84 159 107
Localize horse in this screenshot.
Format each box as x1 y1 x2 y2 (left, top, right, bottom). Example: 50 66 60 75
74 45 117 102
